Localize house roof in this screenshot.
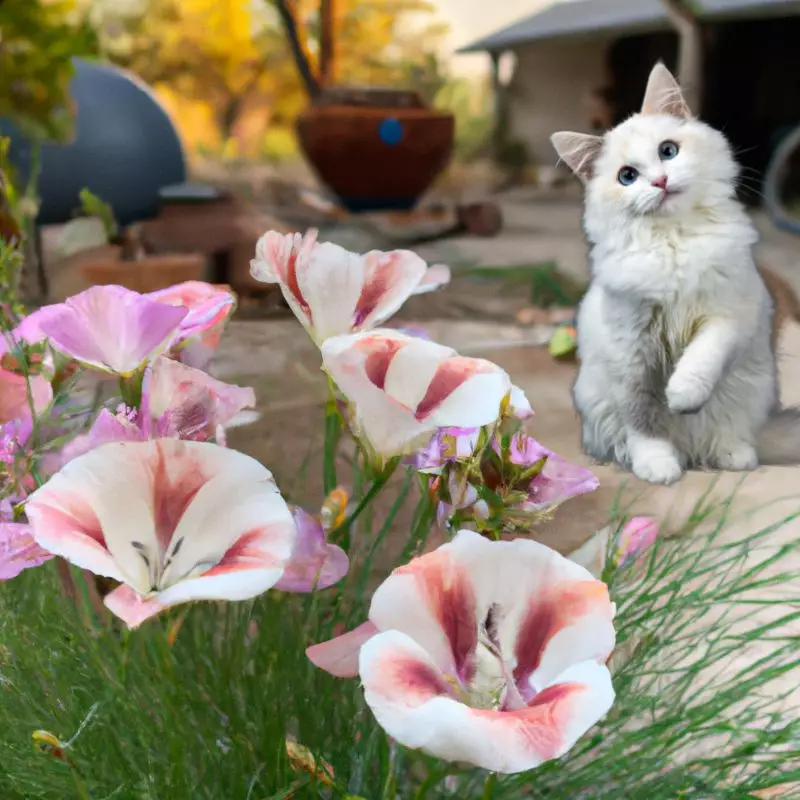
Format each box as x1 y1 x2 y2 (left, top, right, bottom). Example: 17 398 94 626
459 0 800 53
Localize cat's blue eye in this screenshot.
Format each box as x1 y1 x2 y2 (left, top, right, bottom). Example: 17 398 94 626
659 140 679 160
617 166 638 186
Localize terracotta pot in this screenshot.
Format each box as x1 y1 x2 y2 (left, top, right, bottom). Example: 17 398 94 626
80 251 207 293
296 87 455 213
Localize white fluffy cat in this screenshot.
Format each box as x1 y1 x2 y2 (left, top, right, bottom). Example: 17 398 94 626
551 62 800 485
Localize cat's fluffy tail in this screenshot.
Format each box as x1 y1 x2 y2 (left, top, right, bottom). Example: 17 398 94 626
757 407 800 465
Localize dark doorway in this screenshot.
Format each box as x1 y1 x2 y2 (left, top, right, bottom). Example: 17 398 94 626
607 15 800 205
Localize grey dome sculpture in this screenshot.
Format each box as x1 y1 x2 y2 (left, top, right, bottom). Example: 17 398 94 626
0 58 187 227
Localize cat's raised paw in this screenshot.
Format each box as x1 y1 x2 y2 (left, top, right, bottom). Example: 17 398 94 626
713 443 758 472
666 372 713 415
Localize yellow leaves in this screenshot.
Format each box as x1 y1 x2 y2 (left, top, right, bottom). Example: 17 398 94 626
285 739 335 786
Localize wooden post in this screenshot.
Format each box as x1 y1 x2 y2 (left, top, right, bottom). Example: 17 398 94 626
490 50 504 161
661 0 704 113
319 0 335 87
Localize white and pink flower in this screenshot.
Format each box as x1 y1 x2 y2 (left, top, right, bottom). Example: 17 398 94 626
25 439 296 628
321 330 511 460
250 230 450 344
307 530 615 774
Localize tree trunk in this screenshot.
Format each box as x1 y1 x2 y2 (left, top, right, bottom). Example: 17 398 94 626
274 0 321 98
661 0 703 113
319 0 335 87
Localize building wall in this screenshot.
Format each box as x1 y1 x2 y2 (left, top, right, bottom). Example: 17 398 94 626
505 36 613 168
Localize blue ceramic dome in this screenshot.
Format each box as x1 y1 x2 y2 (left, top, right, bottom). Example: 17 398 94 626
0 58 187 226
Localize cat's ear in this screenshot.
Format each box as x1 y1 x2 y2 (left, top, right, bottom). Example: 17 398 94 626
641 62 691 119
550 132 603 183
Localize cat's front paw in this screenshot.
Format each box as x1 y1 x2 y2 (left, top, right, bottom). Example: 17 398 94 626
666 371 713 414
712 443 758 472
629 438 684 485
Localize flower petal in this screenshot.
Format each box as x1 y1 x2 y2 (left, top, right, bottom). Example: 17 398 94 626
35 286 188 375
274 507 349 593
52 408 146 469
143 356 256 440
0 522 54 580
412 264 451 296
25 470 126 583
353 250 427 330
251 231 317 331
369 543 479 681
296 242 367 342
148 281 235 346
322 330 510 458
104 584 166 628
508 384 533 419
615 517 658 566
360 630 614 774
523 454 599 512
307 621 380 678
0 369 52 424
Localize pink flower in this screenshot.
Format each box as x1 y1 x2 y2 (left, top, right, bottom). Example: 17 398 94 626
0 367 52 425
413 427 480 473
614 517 658 567
502 432 550 466
0 417 34 465
250 230 450 343
321 330 511 459
0 522 54 580
141 356 255 443
496 433 598 512
147 281 235 368
25 439 296 628
58 357 256 465
522 451 599 512
28 285 188 376
307 530 615 773
273 507 349 593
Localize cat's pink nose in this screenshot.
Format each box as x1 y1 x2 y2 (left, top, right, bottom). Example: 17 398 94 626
651 175 668 190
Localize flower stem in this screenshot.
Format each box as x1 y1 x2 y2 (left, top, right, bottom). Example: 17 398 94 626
481 773 498 800
322 398 342 495
329 457 398 550
119 371 144 409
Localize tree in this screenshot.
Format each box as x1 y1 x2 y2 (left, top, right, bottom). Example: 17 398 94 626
0 0 98 141
100 0 293 142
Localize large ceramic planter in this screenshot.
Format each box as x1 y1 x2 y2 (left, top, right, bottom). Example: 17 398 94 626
296 87 455 213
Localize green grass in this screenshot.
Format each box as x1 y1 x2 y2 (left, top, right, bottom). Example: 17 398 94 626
1 482 800 799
